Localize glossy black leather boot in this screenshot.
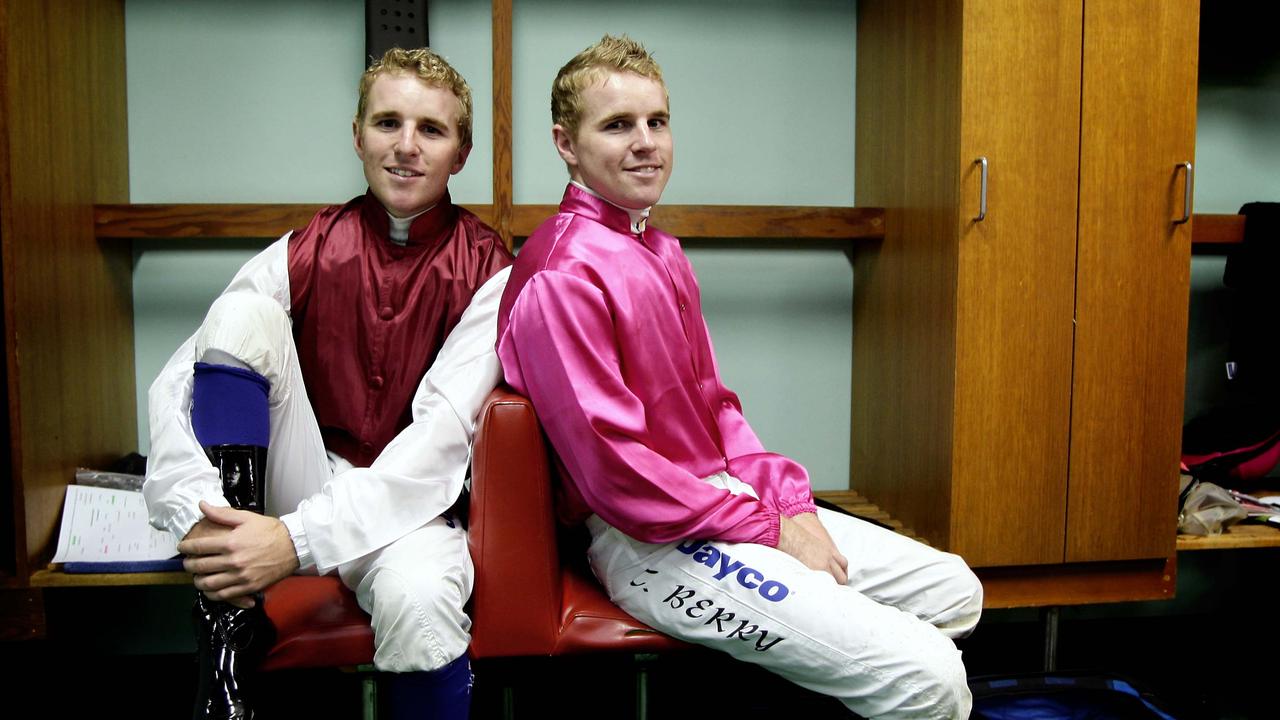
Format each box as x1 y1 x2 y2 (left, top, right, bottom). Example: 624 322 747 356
192 444 274 720
208 444 268 513
193 591 275 719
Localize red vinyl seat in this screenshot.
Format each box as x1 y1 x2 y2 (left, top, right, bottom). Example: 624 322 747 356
260 574 373 671
468 387 685 658
257 385 681 675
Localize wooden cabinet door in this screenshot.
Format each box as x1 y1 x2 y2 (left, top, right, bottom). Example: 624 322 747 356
1067 0 1197 562
950 0 1083 566
855 0 1196 570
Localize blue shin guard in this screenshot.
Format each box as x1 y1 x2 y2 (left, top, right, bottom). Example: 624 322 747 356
191 362 270 448
386 656 473 720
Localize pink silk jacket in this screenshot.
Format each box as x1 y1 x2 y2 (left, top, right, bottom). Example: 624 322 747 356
498 185 817 547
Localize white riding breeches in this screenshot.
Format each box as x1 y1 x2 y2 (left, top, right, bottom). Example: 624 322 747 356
196 290 473 672
585 473 982 719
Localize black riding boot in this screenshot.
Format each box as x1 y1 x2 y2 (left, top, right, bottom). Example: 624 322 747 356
192 445 275 720
209 444 268 513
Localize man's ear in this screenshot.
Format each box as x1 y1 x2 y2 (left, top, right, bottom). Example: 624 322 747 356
352 119 365 157
450 142 473 175
552 124 578 168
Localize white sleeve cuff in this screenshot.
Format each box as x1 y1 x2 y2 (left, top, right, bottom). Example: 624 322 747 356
279 511 315 570
167 491 230 541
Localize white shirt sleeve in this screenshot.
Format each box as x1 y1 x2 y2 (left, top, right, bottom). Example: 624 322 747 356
142 235 292 541
280 266 511 573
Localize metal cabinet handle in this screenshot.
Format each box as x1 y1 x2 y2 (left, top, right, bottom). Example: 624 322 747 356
974 157 988 222
1174 161 1193 225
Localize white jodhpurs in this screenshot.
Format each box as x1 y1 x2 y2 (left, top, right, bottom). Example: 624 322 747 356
586 474 983 719
194 290 473 672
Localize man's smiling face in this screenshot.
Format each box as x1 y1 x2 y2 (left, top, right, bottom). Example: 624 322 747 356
354 72 470 218
554 71 673 211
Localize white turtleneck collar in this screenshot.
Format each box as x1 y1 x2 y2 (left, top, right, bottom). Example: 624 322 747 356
570 180 651 234
387 205 433 245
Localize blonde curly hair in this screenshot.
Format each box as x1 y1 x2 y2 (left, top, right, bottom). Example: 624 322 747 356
356 47 473 147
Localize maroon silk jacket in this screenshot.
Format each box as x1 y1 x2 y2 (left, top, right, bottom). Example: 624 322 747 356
288 191 513 467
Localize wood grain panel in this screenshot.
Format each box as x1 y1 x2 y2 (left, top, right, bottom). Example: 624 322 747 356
95 206 1239 245
950 0 1082 566
30 568 191 587
1068 0 1197 562
491 0 513 248
513 203 884 240
976 557 1175 609
96 203 328 238
1 0 133 576
1177 524 1280 551
510 204 565 237
92 204 1249 243
1 0 30 579
649 205 883 240
0 0 18 580
96 203 498 238
1191 213 1245 245
813 489 925 542
97 203 882 241
851 0 963 553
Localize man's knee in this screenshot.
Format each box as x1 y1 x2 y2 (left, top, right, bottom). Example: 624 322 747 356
934 555 983 639
920 652 972 720
883 642 972 720
366 566 470 673
195 291 291 380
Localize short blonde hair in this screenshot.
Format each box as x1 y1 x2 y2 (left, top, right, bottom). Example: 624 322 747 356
356 47 473 147
552 35 666 138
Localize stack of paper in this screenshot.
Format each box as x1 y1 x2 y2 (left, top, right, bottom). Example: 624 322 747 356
52 485 182 572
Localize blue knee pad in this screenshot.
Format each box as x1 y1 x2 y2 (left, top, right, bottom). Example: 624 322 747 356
386 655 472 720
191 362 270 447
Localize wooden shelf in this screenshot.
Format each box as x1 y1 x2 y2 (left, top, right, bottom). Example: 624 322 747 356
974 558 1175 609
1177 485 1280 550
29 568 191 587
813 489 925 543
94 203 500 239
513 204 885 239
1190 213 1245 246
96 203 886 242
816 490 1175 608
97 203 1240 246
1176 523 1280 551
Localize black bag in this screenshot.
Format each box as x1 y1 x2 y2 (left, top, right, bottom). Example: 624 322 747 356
1182 202 1280 485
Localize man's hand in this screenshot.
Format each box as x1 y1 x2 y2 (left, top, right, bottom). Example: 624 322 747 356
178 501 300 607
778 512 849 585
